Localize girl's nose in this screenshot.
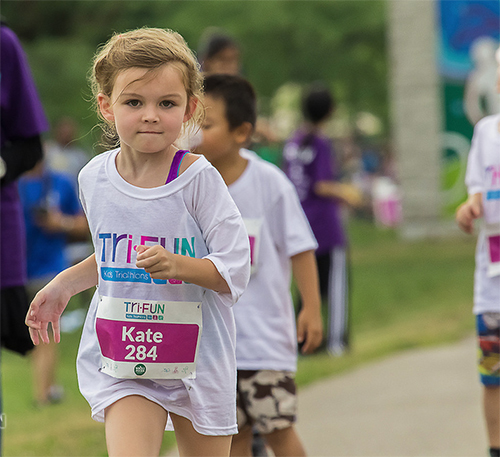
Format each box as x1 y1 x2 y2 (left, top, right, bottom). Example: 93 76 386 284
142 106 159 123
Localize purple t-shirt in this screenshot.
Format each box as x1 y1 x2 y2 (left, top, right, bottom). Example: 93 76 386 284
1 26 49 288
283 130 346 254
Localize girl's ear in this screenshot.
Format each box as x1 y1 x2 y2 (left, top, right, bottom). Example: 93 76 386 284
183 97 198 123
98 93 115 122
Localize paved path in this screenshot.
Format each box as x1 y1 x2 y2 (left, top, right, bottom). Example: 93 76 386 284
296 336 485 456
166 337 488 456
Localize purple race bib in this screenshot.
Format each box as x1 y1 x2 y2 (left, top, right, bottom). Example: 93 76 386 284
243 218 262 276
485 224 500 278
96 296 202 379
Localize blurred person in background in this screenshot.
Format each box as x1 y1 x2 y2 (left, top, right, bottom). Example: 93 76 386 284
44 116 92 265
0 19 49 450
45 116 89 186
196 28 281 167
177 28 242 153
283 83 362 356
455 46 500 457
18 155 88 406
198 27 241 76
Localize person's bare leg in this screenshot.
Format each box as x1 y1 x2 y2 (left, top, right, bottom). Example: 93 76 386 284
105 395 167 457
484 386 500 448
265 426 306 457
229 425 253 457
32 340 57 404
170 412 232 457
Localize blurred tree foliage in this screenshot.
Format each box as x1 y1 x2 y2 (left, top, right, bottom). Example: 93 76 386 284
2 0 388 147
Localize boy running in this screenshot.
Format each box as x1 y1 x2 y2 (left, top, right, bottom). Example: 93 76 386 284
197 74 323 456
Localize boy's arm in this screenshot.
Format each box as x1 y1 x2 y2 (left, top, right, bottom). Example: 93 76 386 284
291 250 323 354
456 192 483 234
26 254 98 345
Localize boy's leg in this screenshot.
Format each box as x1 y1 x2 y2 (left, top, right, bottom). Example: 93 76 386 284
231 370 259 457
264 426 306 457
251 429 269 457
105 395 168 457
235 370 303 457
484 386 500 448
170 412 232 457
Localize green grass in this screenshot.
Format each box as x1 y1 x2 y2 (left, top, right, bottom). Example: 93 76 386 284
296 219 476 386
1 220 477 456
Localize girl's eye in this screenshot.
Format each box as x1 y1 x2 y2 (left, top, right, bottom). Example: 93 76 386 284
160 100 175 108
126 100 140 107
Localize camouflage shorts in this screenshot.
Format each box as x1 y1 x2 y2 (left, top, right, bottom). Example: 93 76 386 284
236 370 297 434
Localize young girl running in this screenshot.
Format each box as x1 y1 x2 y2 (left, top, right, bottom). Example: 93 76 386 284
25 27 250 457
455 46 500 457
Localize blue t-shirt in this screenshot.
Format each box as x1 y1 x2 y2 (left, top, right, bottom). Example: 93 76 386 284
18 169 82 279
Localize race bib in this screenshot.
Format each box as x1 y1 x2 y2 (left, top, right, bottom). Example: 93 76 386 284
485 223 500 278
95 296 202 379
243 218 263 275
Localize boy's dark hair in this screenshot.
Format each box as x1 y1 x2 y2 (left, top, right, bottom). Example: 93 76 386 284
302 84 336 124
204 74 257 130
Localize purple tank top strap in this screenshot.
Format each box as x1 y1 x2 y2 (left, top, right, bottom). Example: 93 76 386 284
165 150 189 184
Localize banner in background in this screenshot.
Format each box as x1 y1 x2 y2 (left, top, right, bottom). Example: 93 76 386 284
437 0 499 214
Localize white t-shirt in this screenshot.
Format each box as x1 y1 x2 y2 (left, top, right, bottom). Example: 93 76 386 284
76 148 250 435
229 150 317 372
464 114 500 315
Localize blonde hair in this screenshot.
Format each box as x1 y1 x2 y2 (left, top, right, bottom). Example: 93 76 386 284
89 27 204 147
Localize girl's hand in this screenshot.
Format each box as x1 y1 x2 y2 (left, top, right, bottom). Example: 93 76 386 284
456 193 483 234
135 245 177 280
25 278 72 345
136 245 230 292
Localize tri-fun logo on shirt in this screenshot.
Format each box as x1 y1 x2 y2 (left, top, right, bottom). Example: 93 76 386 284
124 300 165 320
98 232 196 285
485 164 500 202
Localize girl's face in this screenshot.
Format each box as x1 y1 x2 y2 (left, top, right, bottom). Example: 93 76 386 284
98 64 196 157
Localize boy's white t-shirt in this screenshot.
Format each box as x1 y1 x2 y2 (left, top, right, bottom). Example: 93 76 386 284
76 148 250 435
229 150 317 372
464 114 500 315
